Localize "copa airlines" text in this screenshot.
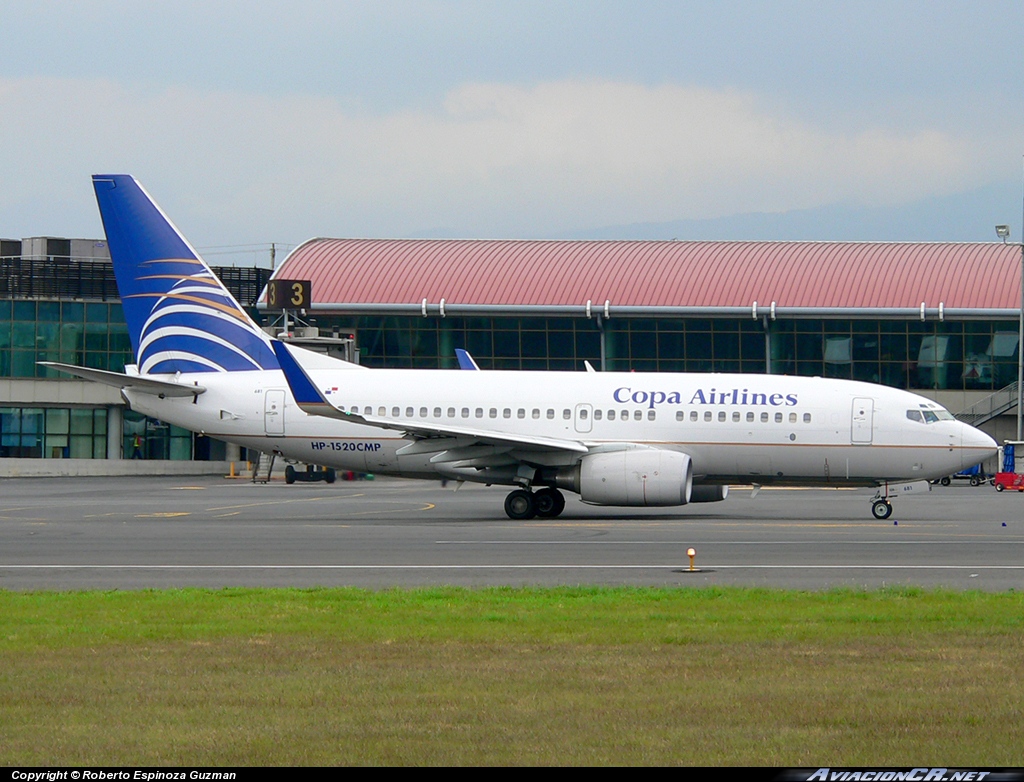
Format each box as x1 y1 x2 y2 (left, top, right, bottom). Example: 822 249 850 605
613 387 798 409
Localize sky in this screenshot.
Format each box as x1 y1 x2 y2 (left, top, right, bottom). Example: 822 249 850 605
1 1 1023 260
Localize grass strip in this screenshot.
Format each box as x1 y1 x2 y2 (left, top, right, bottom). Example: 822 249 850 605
1 586 1022 765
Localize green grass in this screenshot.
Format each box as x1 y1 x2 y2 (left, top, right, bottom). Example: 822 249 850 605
1 587 1022 765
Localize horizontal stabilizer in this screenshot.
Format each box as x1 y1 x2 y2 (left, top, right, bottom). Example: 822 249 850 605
39 362 206 397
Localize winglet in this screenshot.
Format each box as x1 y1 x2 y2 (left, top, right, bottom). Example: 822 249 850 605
271 340 336 414
455 348 480 370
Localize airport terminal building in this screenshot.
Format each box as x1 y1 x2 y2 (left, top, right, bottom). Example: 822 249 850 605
1 234 1021 469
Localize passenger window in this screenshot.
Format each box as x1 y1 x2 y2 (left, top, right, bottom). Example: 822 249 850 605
803 413 811 423
489 408 498 418
420 407 428 418
563 409 571 420
621 409 629 420
704 411 712 422
406 407 414 417
392 407 400 417
594 409 602 420
532 409 540 419
608 410 616 421
690 411 698 422
579 408 588 420
378 407 386 416
775 412 783 423
433 407 442 418
447 407 456 418
634 410 642 421
761 412 769 423
461 407 469 418
718 411 726 422
789 412 797 423
503 408 511 419
732 411 740 422
517 408 525 419
746 412 754 422
547 409 555 419
647 410 656 421
475 408 483 418
676 411 684 422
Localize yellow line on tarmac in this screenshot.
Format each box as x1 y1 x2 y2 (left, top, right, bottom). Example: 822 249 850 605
206 494 364 512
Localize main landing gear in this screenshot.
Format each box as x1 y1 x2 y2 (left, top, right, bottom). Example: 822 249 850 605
503 487 566 520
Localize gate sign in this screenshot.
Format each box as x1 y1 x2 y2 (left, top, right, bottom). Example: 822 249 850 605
266 279 312 310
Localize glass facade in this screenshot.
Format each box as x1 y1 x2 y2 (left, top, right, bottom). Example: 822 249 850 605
0 299 132 378
309 314 1020 392
0 406 107 458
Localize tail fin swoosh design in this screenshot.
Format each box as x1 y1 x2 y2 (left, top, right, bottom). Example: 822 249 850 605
92 175 279 374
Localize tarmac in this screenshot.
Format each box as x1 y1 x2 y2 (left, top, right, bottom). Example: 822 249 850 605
0 474 1021 590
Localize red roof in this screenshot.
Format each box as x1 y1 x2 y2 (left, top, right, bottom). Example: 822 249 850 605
270 239 1022 312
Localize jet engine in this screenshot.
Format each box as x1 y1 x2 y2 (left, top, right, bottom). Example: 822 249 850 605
689 484 729 503
544 449 693 506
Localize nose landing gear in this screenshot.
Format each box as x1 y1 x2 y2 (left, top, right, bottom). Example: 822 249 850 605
871 499 893 520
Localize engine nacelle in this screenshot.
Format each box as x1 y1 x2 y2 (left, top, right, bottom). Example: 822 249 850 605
577 449 693 506
689 484 729 503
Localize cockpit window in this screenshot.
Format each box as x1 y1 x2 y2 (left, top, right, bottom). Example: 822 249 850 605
908 408 955 423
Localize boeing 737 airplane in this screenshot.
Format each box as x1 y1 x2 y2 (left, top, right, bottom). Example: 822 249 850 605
46 175 997 521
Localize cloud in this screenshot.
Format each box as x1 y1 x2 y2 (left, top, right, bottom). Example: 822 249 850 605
0 76 1009 241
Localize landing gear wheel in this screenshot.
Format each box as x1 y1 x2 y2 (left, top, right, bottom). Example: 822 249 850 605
940 476 951 486
871 500 893 520
325 468 336 484
285 465 296 484
534 488 566 518
504 489 537 520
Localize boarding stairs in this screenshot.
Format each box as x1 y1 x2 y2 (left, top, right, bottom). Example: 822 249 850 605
956 381 1019 427
251 451 276 483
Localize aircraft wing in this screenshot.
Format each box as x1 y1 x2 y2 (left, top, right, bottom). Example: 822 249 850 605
271 341 587 455
39 362 206 397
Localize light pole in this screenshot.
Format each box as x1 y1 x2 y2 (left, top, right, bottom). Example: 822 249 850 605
995 223 1024 441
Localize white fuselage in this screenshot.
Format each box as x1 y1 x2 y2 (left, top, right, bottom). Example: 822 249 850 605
125 368 994 487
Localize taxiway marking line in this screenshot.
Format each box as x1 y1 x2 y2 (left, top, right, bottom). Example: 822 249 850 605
1 564 1023 570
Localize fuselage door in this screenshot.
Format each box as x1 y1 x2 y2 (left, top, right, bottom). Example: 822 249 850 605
265 389 286 436
851 397 874 444
574 403 593 434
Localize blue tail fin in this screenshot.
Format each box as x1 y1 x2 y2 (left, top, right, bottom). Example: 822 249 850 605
92 175 279 374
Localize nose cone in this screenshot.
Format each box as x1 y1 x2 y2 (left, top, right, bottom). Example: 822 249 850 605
960 423 998 471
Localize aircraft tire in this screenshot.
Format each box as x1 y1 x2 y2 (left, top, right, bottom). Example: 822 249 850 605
325 468 336 484
504 489 537 520
871 500 893 520
534 488 566 518
285 465 296 484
